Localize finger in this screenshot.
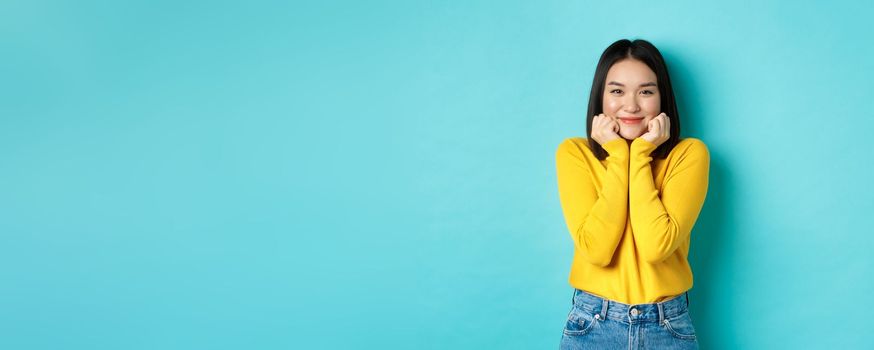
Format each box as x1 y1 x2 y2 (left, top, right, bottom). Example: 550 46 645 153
660 117 668 139
594 115 604 133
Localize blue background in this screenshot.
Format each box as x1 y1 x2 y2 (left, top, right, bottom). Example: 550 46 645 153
2 0 872 349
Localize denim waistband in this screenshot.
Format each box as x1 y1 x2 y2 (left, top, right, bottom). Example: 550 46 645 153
571 288 690 324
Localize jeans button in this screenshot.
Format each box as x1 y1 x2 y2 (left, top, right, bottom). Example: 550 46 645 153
630 308 639 316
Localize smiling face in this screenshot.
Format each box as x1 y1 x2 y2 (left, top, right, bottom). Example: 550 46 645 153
601 58 661 140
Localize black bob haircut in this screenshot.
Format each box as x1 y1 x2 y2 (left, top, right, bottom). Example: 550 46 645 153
586 39 681 160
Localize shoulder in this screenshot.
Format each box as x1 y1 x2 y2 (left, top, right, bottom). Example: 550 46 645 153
669 138 710 165
556 137 593 157
675 137 709 156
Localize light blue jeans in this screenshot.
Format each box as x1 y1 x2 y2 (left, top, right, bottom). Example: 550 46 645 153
559 288 699 350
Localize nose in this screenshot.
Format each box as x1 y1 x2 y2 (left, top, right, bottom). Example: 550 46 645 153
622 95 641 113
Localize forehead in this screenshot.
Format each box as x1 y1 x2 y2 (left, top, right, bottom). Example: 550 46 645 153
605 59 656 83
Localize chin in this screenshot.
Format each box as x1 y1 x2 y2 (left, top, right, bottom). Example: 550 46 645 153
619 131 643 140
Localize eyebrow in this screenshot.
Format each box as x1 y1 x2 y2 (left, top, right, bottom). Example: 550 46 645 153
607 81 657 87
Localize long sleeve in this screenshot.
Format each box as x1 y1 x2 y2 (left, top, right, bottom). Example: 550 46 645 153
628 137 710 264
556 138 629 267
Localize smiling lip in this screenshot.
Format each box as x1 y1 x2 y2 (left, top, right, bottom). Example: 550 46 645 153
618 116 644 124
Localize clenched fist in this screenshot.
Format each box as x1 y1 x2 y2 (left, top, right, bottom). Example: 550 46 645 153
591 113 621 146
639 113 671 147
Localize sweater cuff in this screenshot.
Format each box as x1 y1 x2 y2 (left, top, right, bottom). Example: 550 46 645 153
631 137 658 155
601 138 629 156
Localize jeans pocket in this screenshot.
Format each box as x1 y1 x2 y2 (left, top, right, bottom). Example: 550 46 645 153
562 306 599 336
661 310 697 340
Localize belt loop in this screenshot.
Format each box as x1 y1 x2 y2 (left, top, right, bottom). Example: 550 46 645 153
600 298 608 320
570 289 576 305
657 302 665 324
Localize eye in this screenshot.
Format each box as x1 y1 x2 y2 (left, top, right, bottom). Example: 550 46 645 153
641 90 655 95
610 89 622 94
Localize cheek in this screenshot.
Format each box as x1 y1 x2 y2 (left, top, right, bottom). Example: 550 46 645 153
642 99 660 115
602 98 621 113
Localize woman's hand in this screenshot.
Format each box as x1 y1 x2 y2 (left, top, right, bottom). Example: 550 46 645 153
591 113 621 145
640 113 670 147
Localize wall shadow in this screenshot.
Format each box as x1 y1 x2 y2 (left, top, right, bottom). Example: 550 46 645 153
664 48 738 349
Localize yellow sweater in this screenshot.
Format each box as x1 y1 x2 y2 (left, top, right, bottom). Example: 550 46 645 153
555 136 709 304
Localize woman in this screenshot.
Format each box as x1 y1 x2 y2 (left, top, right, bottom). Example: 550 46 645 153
555 39 709 349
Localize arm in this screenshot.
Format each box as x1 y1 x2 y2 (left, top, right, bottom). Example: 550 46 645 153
556 138 629 267
628 137 710 264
